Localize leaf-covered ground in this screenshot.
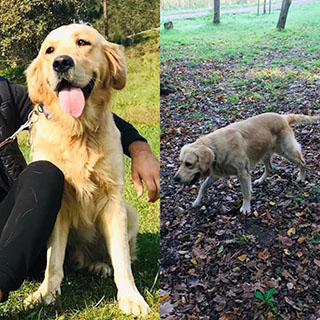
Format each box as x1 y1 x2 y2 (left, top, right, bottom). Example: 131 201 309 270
160 46 320 319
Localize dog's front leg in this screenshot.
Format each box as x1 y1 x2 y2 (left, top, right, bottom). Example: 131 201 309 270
192 176 214 208
24 213 70 307
238 170 252 214
100 199 150 317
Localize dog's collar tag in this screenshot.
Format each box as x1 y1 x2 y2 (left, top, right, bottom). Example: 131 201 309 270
38 104 53 120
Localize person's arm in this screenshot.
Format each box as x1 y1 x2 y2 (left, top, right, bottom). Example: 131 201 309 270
113 114 160 202
113 114 147 157
7 81 33 126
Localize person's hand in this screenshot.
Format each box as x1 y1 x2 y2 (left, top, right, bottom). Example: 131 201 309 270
129 141 160 202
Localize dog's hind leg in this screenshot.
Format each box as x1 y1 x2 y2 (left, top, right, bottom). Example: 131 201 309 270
238 170 252 214
100 198 149 316
192 176 214 208
125 202 139 261
24 213 70 307
253 155 273 185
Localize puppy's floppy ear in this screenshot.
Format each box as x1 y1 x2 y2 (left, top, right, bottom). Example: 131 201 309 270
195 145 215 174
25 57 46 104
103 41 126 90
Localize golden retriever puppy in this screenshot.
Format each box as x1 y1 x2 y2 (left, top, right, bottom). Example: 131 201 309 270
24 24 149 316
174 113 319 213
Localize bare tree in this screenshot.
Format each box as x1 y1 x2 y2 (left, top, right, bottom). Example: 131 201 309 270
213 0 220 23
277 0 292 30
269 0 272 13
103 0 108 38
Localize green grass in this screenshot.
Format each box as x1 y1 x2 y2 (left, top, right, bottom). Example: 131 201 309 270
160 2 320 66
1 32 160 320
160 0 282 16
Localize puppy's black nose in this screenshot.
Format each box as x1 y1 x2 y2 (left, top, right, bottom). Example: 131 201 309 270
173 175 181 183
52 55 74 73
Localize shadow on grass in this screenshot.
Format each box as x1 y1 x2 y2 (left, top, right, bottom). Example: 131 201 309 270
0 232 159 320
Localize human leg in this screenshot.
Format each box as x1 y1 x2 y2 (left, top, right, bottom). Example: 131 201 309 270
0 160 64 301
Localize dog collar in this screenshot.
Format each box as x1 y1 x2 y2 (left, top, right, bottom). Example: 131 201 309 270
212 148 217 168
38 104 52 120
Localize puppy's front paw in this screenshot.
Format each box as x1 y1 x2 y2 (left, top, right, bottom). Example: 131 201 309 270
24 285 60 307
240 201 251 214
192 199 201 208
118 290 150 317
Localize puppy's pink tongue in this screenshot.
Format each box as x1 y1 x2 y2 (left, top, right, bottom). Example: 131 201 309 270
58 87 85 118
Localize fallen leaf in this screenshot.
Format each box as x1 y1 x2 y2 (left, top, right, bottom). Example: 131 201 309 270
287 227 296 236
217 245 224 254
160 294 169 302
188 268 195 274
298 237 307 244
258 248 270 260
160 301 174 316
284 249 290 256
237 254 247 262
296 211 307 217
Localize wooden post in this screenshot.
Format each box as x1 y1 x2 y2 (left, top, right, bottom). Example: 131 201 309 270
103 0 109 38
213 0 220 23
276 0 292 30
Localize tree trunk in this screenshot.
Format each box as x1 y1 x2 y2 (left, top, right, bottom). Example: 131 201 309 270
269 0 272 14
103 0 109 38
263 0 267 14
276 0 292 30
213 0 220 24
257 0 260 15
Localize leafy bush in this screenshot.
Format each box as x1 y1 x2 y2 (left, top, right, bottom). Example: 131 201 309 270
0 66 26 85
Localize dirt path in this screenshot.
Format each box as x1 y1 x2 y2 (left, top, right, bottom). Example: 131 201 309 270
161 0 320 20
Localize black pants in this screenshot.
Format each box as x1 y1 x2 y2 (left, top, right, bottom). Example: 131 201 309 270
0 161 64 301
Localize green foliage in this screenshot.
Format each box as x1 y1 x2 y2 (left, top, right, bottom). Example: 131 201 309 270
0 66 26 84
102 0 160 44
308 231 320 244
255 288 278 314
0 0 101 67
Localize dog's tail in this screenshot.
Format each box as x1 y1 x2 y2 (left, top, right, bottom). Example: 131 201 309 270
284 114 320 125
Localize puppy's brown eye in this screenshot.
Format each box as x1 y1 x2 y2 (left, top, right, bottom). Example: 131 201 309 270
46 47 54 54
185 162 192 168
77 39 91 46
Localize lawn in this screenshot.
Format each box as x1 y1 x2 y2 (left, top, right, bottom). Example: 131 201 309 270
161 1 320 65
161 3 320 319
0 31 160 320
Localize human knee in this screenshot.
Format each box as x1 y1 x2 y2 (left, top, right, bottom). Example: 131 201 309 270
22 161 64 192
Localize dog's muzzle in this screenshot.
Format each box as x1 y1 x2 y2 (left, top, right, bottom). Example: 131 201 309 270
174 172 200 185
